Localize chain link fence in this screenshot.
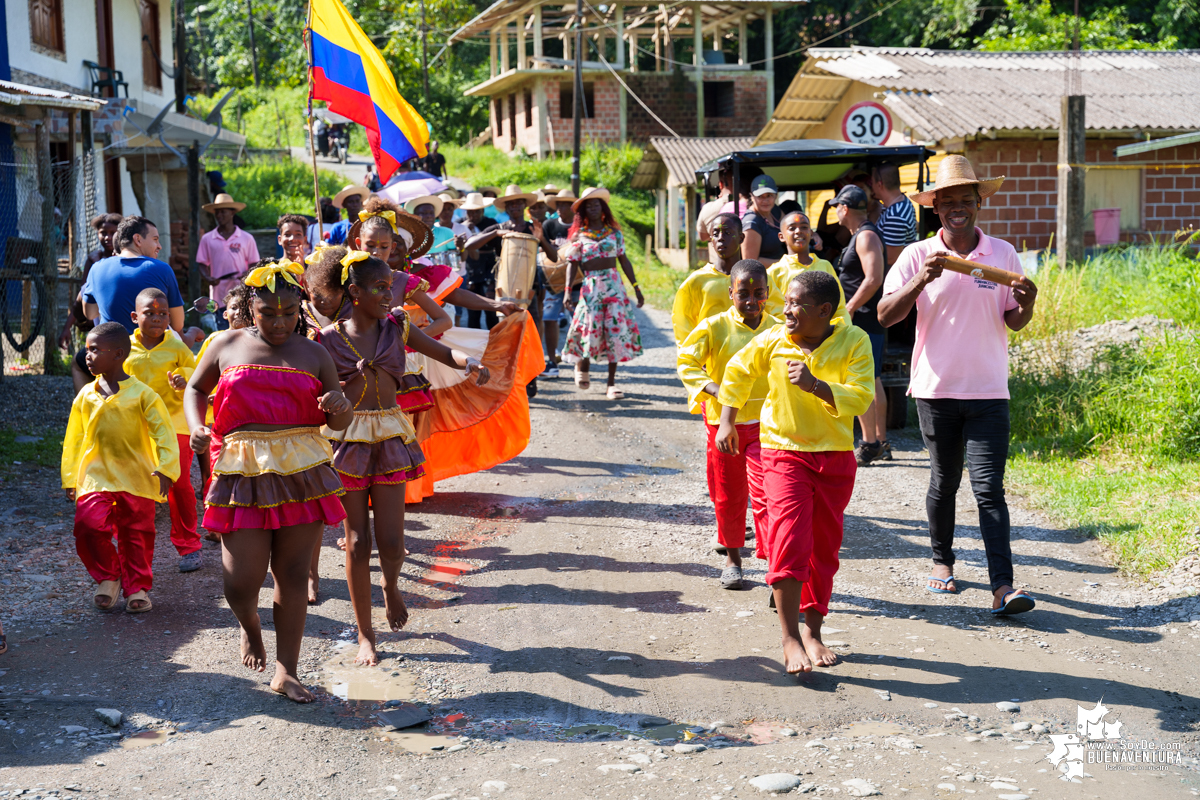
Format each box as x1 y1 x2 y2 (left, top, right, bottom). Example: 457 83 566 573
1 147 93 377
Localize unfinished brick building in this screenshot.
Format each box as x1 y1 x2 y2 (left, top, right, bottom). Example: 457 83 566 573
446 0 798 156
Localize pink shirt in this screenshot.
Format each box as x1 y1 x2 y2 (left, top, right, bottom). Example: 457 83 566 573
196 227 260 304
883 228 1021 400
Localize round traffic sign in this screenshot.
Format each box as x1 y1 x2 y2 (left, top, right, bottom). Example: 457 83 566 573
841 101 892 146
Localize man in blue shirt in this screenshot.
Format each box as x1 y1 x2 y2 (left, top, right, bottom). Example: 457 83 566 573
82 216 186 334
327 185 369 245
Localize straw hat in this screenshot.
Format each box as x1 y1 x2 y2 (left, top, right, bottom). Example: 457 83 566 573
395 211 433 258
437 192 463 208
541 183 561 195
333 184 370 208
571 186 611 212
530 191 553 208
909 155 1005 208
551 189 577 206
458 192 493 211
404 195 444 217
202 192 246 213
477 186 501 197
492 184 537 206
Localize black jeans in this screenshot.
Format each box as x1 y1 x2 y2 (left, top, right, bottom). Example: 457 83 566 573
916 398 1013 592
465 277 497 330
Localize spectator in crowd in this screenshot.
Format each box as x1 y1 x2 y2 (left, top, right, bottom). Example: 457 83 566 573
60 213 122 350
871 161 919 265
196 194 260 329
740 175 784 267
422 141 447 178
327 185 370 245
307 197 335 250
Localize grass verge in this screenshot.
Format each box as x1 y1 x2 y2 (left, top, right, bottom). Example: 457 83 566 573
0 428 64 470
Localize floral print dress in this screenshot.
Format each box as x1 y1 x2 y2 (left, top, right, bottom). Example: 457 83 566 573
561 226 643 365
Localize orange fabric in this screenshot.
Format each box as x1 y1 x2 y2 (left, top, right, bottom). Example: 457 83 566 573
405 313 542 503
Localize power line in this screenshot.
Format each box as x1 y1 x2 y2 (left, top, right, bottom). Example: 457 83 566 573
595 51 681 138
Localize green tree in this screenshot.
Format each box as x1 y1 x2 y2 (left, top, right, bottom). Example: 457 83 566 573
976 0 1178 50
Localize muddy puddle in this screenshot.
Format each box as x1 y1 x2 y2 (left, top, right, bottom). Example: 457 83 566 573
120 730 169 749
320 649 416 702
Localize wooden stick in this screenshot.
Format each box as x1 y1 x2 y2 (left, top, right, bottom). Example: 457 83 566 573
939 254 1023 286
304 10 323 241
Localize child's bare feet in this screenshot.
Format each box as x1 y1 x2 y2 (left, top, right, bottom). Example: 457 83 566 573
382 583 409 631
354 638 379 666
308 575 320 605
801 611 839 667
270 667 315 703
782 635 812 674
240 623 267 672
336 536 346 551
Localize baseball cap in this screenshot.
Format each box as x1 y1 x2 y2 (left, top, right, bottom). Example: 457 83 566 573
833 185 868 211
750 175 778 196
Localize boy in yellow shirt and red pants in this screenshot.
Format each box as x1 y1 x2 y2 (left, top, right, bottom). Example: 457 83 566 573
677 260 778 590
124 288 202 572
717 271 875 674
63 322 179 612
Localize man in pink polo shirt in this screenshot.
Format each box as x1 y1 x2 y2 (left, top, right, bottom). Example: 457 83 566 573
878 155 1039 617
196 193 260 326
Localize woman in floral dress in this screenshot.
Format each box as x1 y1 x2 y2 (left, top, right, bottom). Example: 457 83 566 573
562 188 644 399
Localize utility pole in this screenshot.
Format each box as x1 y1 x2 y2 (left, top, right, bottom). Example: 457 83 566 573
246 0 261 87
1057 0 1084 267
174 0 187 113
571 0 583 196
196 8 210 89
420 0 430 102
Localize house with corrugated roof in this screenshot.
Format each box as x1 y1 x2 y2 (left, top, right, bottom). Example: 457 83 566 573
445 0 800 157
761 47 1200 249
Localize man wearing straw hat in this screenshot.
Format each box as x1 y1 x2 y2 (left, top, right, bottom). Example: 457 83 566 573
464 184 559 322
878 155 1039 617
196 193 260 324
327 184 371 245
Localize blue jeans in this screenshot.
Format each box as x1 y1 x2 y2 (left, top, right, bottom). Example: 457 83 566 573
916 398 1012 592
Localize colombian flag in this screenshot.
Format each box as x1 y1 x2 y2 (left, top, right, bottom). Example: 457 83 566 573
307 0 428 181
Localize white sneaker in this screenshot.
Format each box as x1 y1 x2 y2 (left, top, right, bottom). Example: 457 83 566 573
541 363 560 378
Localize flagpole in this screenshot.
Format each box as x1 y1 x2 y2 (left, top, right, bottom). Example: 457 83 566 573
305 2 324 241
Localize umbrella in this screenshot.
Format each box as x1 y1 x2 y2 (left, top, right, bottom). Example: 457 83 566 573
377 177 448 205
390 170 440 182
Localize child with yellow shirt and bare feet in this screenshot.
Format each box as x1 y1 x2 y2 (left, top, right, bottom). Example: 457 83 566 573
63 322 179 613
717 271 874 674
765 211 847 322
124 288 202 573
677 259 778 591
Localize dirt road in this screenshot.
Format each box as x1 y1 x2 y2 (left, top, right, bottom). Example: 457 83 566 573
2 306 1198 799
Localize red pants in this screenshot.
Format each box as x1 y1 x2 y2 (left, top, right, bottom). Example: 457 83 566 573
167 434 200 555
705 421 768 551
74 491 157 596
761 448 857 616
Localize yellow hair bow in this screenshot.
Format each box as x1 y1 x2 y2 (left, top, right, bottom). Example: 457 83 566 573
340 249 370 284
244 261 304 293
304 244 328 265
358 209 398 233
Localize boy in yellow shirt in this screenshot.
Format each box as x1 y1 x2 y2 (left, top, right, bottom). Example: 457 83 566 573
670 213 744 345
63 322 179 613
125 288 201 572
717 271 874 674
765 210 847 321
677 260 778 590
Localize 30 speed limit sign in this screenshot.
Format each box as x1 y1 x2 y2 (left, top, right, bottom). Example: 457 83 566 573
841 101 892 146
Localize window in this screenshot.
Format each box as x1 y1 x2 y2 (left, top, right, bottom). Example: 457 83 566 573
704 81 735 118
29 0 65 53
523 90 533 128
1085 168 1142 230
141 0 162 90
559 82 594 119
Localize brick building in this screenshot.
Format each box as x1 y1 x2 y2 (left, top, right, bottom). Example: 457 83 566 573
446 0 797 156
760 47 1200 250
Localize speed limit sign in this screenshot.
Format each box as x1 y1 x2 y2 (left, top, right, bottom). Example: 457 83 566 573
842 101 892 146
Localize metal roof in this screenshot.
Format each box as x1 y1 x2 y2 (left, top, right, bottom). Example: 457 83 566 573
760 47 1200 144
631 136 754 189
0 79 104 111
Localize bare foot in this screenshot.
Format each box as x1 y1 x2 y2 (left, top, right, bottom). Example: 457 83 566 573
382 582 409 631
336 536 347 551
354 638 379 666
308 574 320 605
782 635 812 674
270 668 315 703
801 615 839 667
240 624 267 672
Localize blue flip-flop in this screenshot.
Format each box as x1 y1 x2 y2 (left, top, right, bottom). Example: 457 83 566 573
991 590 1036 616
925 575 958 594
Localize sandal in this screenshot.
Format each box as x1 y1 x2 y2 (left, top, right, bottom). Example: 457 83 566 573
125 590 153 614
606 386 624 400
574 366 590 390
992 590 1036 616
925 575 958 594
93 580 121 610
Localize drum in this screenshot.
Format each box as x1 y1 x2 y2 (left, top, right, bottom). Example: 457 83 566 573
495 232 539 305
541 261 582 294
